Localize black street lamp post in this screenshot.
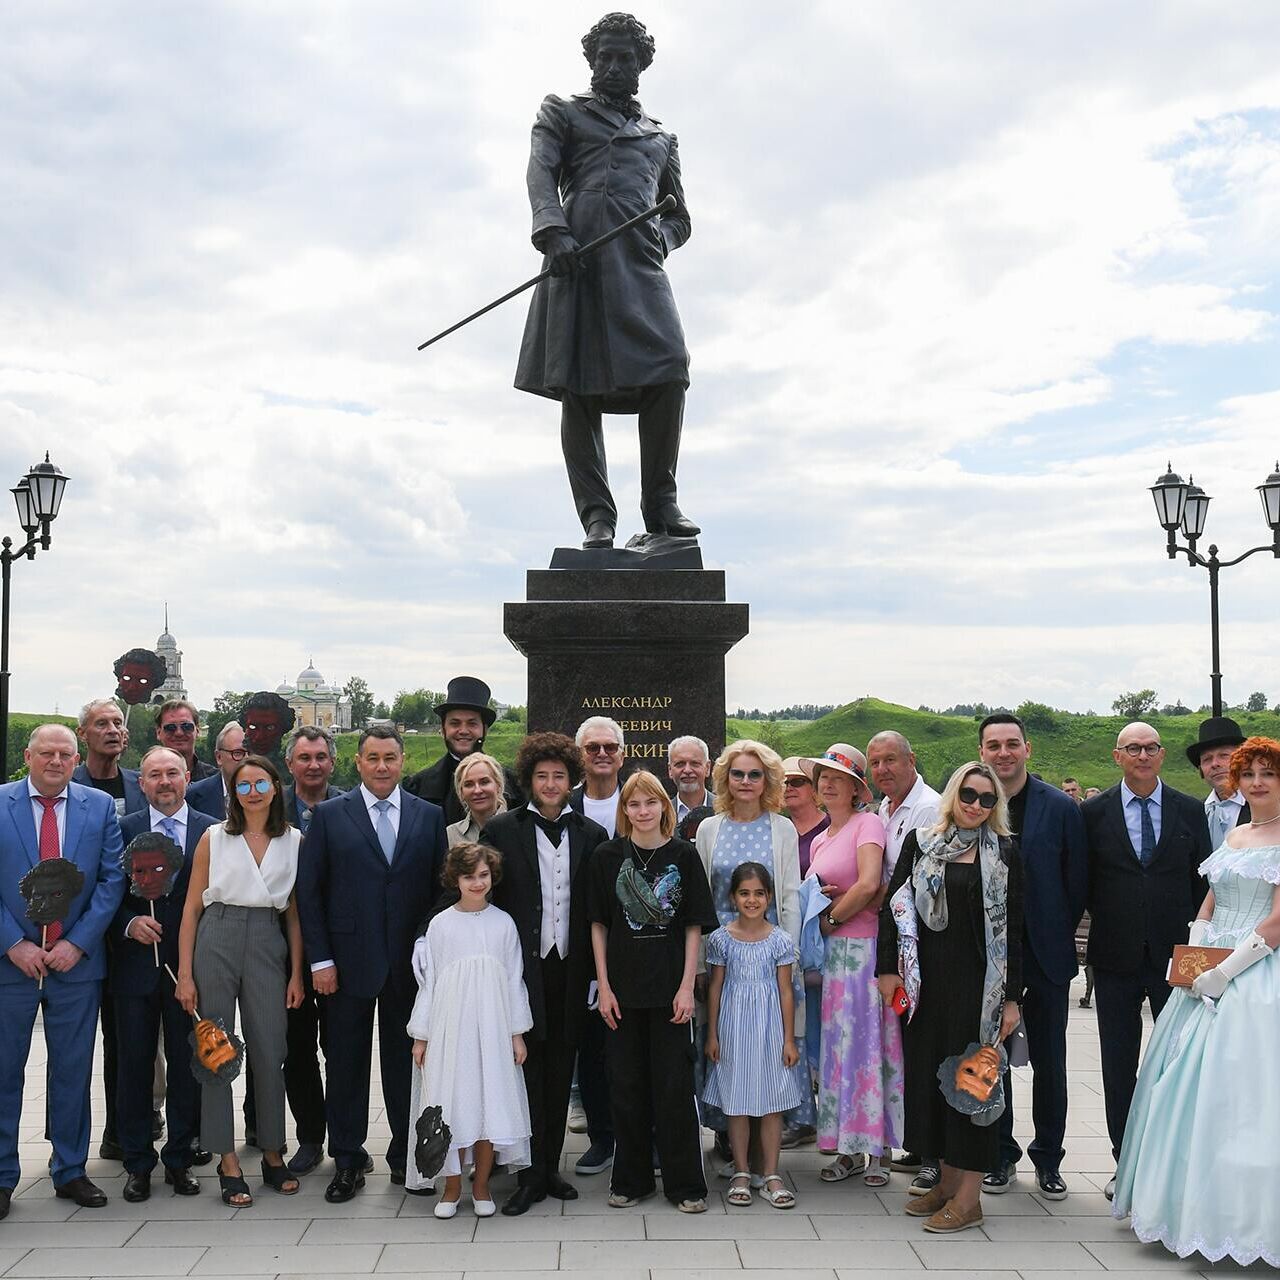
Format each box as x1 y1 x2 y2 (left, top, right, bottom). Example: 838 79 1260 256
1149 461 1280 717
1 453 70 778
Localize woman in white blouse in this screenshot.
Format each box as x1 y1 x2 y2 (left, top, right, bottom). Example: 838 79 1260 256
177 755 304 1207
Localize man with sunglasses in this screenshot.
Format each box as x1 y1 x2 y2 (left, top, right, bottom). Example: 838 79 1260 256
153 701 217 784
978 713 1086 1201
1081 722 1210 1198
567 716 627 1177
185 723 247 822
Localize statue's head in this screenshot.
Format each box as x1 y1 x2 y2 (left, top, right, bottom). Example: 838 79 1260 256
954 1044 1002 1102
242 691 295 756
113 648 169 705
582 13 654 102
20 858 85 926
123 831 183 901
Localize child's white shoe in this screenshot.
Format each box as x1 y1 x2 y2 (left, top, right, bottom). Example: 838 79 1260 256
434 1198 459 1219
473 1197 496 1217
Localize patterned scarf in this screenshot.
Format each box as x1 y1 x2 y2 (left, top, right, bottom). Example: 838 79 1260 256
912 823 1009 1046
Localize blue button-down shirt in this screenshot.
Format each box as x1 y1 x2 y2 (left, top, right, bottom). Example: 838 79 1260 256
1120 780 1163 858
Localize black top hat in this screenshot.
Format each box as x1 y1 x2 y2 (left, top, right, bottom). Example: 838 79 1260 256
434 676 496 728
1186 715 1246 767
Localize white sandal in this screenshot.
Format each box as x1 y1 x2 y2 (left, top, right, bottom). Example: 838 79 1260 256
863 1158 890 1188
726 1172 753 1207
819 1153 868 1182
759 1175 796 1209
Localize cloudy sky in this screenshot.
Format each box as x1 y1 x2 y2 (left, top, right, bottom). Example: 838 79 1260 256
4 1 1280 719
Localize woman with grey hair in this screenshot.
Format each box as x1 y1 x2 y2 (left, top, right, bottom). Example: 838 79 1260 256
447 752 508 847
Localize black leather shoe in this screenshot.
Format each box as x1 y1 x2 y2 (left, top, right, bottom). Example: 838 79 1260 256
165 1166 200 1196
545 1172 578 1201
1036 1169 1068 1200
404 1181 435 1197
286 1143 324 1175
388 1166 406 1186
151 1110 165 1141
98 1137 124 1161
123 1172 151 1203
653 503 699 537
501 1185 545 1216
583 519 615 549
0 1187 11 1220
189 1146 213 1166
55 1176 108 1208
324 1168 365 1203
982 1160 1018 1194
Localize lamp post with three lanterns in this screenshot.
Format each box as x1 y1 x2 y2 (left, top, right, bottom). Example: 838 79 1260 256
1149 461 1280 718
1 453 70 778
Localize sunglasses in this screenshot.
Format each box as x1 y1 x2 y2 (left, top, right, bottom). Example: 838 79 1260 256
235 778 274 796
160 721 196 735
958 786 998 810
584 742 620 756
729 768 764 782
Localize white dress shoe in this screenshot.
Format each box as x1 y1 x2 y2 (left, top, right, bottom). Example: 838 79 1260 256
473 1197 496 1217
434 1198 459 1219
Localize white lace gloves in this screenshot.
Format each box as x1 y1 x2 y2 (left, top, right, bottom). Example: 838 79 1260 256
1187 918 1211 947
1191 931 1274 1001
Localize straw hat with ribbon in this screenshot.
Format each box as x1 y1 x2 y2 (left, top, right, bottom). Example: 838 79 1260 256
798 743 874 802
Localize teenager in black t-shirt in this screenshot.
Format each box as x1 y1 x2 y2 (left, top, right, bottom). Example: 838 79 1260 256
588 770 717 1212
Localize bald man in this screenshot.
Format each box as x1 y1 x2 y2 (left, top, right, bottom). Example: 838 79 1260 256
1081 722 1211 1197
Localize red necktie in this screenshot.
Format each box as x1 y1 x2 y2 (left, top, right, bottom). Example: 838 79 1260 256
37 796 63 943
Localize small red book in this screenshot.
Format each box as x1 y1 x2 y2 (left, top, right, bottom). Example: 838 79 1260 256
1167 945 1233 988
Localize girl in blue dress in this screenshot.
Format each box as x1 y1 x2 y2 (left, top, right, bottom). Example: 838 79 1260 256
703 862 803 1209
1113 736 1280 1266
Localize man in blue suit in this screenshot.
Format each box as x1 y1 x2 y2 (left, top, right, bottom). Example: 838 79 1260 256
979 714 1087 1200
185 722 247 821
72 698 145 818
0 724 125 1217
114 747 218 1201
296 725 446 1203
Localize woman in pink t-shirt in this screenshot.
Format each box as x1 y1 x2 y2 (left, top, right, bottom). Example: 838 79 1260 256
803 744 905 1186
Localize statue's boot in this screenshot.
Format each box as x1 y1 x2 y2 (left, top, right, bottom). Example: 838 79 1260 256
582 518 615 549
645 502 700 538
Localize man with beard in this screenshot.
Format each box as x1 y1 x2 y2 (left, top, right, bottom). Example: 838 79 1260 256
73 699 144 818
1187 715 1250 847
403 677 520 824
515 12 697 548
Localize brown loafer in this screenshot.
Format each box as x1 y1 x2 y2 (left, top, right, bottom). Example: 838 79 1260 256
904 1185 948 1217
923 1198 983 1233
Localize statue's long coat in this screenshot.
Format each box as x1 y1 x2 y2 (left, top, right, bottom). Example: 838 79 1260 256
515 93 691 409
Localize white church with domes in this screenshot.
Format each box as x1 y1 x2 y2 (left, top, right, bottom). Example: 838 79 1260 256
275 659 352 731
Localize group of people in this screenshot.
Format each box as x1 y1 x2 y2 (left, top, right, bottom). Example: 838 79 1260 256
2 686 1277 1265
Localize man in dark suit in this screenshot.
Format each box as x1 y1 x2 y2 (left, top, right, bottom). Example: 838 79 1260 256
296 725 446 1203
185 722 247 821
153 699 218 783
114 746 217 1201
484 732 609 1216
978 714 1087 1200
0 724 125 1218
1188 715 1250 848
1082 721 1211 1196
403 676 521 824
73 698 145 817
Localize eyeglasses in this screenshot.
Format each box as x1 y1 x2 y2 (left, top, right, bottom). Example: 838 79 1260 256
783 776 809 787
235 778 273 796
221 748 248 761
584 742 620 756
729 768 764 782
1119 743 1162 758
160 721 196 735
958 787 998 810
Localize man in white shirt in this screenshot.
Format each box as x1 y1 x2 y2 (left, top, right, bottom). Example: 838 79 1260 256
668 735 714 823
1187 716 1249 848
866 730 941 1192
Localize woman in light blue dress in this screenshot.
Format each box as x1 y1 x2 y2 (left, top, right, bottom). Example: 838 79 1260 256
1113 737 1280 1267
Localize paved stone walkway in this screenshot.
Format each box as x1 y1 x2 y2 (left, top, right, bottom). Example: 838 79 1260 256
0 979 1253 1278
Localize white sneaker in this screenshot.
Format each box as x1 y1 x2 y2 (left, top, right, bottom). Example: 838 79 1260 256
567 1103 588 1134
433 1198 459 1219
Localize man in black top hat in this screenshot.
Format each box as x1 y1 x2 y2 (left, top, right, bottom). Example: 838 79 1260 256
403 677 522 824
1187 715 1250 850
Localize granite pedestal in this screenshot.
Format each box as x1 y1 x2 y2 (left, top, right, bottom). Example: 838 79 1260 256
504 566 748 766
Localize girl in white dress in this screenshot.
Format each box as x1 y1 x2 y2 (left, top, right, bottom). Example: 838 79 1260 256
408 842 532 1218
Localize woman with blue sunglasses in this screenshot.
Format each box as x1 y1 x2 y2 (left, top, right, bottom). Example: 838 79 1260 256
177 755 304 1207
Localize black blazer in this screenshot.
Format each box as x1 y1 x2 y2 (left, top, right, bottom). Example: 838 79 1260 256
1016 776 1088 985
877 829 1024 1001
483 806 609 1044
110 807 218 996
295 787 446 1001
284 783 344 829
1082 782 1211 974
185 773 226 821
404 754 523 826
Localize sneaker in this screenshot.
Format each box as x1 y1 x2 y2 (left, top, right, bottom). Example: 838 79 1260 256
982 1161 1018 1194
567 1102 588 1135
575 1140 614 1175
779 1124 816 1149
890 1150 922 1173
908 1164 940 1196
1035 1169 1068 1200
1103 1175 1116 1202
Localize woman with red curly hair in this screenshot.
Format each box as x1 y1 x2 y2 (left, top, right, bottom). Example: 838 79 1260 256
1113 736 1280 1266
